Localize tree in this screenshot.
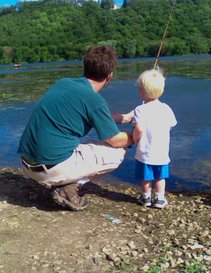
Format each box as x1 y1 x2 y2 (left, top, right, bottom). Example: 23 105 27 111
0 0 210 63
187 35 209 54
101 0 114 9
97 40 118 51
162 38 190 56
2 46 14 63
124 39 137 58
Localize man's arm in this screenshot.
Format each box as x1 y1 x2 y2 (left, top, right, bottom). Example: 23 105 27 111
105 131 134 148
112 110 134 124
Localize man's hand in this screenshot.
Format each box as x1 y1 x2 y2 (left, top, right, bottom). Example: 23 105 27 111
122 110 134 123
112 110 134 124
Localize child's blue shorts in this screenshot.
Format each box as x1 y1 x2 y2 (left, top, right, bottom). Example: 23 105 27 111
135 160 169 181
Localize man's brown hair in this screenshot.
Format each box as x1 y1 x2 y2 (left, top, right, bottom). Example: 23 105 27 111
83 45 117 81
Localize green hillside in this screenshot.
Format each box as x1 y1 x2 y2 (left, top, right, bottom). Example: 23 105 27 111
0 0 210 64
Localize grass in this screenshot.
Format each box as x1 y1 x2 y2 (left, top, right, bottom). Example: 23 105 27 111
182 260 208 273
107 258 137 273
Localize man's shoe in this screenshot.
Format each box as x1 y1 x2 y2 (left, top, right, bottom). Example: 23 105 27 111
137 196 152 207
153 197 168 209
52 183 88 211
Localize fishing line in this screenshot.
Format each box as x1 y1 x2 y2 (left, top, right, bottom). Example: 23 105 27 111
153 0 177 70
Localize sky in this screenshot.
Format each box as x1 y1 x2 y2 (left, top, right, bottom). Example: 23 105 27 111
0 0 123 8
0 0 38 7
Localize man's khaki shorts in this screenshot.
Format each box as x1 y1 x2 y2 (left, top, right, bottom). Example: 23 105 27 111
22 141 126 188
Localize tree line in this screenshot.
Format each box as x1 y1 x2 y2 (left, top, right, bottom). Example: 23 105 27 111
0 0 210 64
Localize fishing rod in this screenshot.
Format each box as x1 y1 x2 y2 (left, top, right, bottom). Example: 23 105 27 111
153 0 177 70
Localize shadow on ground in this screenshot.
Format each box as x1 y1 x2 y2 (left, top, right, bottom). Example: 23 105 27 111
0 170 139 211
0 169 210 212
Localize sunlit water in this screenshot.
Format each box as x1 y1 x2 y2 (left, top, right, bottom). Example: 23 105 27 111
0 56 211 192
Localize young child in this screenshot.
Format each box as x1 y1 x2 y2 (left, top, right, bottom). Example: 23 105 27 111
132 69 177 208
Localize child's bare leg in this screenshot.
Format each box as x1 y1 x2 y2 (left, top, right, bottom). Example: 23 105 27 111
155 178 165 194
138 180 152 207
141 180 152 193
154 178 168 208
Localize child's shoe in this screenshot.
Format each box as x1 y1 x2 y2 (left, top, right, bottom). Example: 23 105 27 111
153 197 168 209
138 196 152 207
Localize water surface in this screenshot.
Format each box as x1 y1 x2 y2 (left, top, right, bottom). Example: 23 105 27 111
0 56 211 192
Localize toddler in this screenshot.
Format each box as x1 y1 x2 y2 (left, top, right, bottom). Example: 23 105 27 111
132 69 177 208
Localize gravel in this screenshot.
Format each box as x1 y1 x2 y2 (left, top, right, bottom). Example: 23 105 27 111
0 168 210 273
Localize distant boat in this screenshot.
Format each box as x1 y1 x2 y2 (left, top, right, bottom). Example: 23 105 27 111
13 63 21 68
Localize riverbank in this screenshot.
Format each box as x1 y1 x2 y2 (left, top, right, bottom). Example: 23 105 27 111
0 168 210 273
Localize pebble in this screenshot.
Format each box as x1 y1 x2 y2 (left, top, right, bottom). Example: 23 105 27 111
170 258 177 268
175 250 183 257
127 241 136 250
32 255 39 260
131 251 138 257
134 229 141 234
101 247 111 255
143 248 148 253
173 238 180 246
206 249 211 256
190 242 204 250
142 264 150 271
204 254 211 261
168 229 175 235
92 257 100 265
176 257 184 265
161 262 170 269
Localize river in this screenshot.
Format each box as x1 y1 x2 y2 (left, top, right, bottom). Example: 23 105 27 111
0 55 211 192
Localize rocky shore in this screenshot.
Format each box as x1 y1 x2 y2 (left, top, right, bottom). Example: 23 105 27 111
0 168 210 273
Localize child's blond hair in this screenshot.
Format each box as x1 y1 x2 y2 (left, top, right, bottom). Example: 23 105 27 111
137 69 165 100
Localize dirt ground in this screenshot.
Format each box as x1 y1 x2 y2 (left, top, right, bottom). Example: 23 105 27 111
0 168 210 273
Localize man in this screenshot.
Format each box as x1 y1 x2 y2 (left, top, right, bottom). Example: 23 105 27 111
18 45 134 211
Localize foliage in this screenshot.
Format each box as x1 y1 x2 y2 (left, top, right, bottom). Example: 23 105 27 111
182 259 208 273
0 0 210 64
107 258 137 272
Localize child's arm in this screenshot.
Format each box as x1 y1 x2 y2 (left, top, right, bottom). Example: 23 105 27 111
132 123 142 145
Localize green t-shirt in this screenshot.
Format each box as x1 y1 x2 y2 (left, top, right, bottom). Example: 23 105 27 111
18 77 120 164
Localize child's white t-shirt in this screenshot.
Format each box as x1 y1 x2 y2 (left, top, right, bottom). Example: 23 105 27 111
133 99 177 165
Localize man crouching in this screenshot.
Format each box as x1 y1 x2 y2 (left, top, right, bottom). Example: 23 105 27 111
18 45 134 211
